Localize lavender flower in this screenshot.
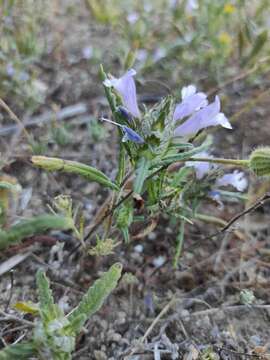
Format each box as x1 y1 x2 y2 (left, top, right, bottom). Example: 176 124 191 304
103 69 140 118
118 105 132 120
185 152 216 179
6 63 15 77
122 125 144 144
186 0 199 14
174 96 232 138
173 85 208 122
101 117 144 144
82 46 93 59
215 170 248 192
127 12 139 24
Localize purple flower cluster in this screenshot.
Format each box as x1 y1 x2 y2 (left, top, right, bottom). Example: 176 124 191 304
173 85 232 138
186 152 248 193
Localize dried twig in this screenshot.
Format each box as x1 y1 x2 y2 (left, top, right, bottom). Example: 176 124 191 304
0 102 88 136
203 192 270 241
0 98 30 139
0 310 34 327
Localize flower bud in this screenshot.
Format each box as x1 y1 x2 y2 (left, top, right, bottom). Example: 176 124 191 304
249 147 270 176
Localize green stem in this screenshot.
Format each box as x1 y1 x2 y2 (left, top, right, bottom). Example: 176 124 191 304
173 220 185 269
186 157 250 167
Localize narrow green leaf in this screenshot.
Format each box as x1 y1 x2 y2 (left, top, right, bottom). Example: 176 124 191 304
0 215 73 250
124 49 137 70
173 220 185 269
36 269 60 323
68 263 122 323
116 143 126 185
133 157 150 194
64 314 87 336
156 139 212 166
31 156 119 191
0 342 36 360
241 30 268 66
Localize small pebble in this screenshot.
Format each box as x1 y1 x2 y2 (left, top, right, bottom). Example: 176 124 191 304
134 244 143 253
152 255 166 267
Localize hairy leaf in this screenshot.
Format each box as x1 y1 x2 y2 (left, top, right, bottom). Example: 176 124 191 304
0 342 36 359
133 157 150 194
36 269 61 324
31 156 119 191
0 215 72 250
68 263 122 324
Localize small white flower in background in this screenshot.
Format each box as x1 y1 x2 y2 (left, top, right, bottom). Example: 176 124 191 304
185 151 216 179
186 0 199 14
20 187 32 211
137 49 148 62
153 48 166 62
215 170 248 192
169 0 178 9
134 244 144 253
127 12 139 24
152 256 166 268
82 46 93 59
144 3 153 12
6 63 15 77
18 71 29 82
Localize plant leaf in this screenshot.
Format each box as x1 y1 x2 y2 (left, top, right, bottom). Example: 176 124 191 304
67 263 122 325
133 157 150 194
36 269 60 324
31 156 119 191
0 342 36 360
13 301 39 315
241 30 268 66
0 215 73 250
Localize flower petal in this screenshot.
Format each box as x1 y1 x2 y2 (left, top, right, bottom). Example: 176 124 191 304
174 96 232 137
122 126 144 144
216 170 248 192
104 69 140 118
185 151 216 179
181 85 197 100
173 93 208 122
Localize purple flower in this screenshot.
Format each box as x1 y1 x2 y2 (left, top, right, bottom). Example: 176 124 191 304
6 63 15 77
186 0 199 13
127 12 139 24
215 170 248 192
173 85 208 122
122 125 144 144
101 117 144 144
103 69 140 118
174 96 232 138
185 152 216 179
82 46 93 59
118 106 133 122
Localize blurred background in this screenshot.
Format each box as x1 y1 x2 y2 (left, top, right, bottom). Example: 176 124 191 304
1 1 270 358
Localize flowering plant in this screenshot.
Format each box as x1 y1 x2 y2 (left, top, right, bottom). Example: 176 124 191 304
32 66 269 266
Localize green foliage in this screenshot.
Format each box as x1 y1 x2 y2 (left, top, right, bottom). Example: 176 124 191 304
0 0 48 110
133 156 151 194
0 214 73 250
68 263 122 324
0 264 122 359
0 342 36 360
116 203 134 243
31 156 119 191
249 147 270 176
86 0 270 85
